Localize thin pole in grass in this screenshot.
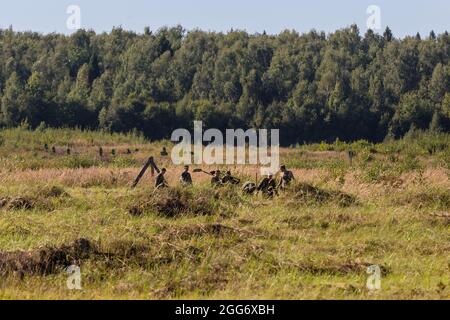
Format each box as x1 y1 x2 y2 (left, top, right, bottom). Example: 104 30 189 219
347 149 355 166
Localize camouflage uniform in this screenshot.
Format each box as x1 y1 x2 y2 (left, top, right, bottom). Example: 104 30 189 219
257 177 277 197
266 186 276 198
180 171 192 185
279 170 294 189
160 147 168 156
242 182 257 194
221 171 240 185
211 175 222 187
155 172 168 189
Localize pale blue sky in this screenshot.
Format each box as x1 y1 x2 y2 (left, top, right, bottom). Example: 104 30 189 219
0 0 449 37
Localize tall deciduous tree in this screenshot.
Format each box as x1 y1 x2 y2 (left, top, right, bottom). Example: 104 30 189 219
1 72 30 126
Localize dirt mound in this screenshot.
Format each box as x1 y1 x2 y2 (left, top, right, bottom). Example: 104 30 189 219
0 238 94 276
0 185 69 212
0 197 9 207
0 236 204 278
98 240 161 267
100 239 202 268
0 197 35 210
287 183 357 207
151 190 188 217
129 189 187 217
129 188 216 217
0 189 65 211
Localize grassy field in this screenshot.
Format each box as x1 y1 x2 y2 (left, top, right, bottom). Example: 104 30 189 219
0 127 449 300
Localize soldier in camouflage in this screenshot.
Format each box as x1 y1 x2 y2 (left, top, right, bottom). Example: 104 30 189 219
221 170 240 185
257 174 278 197
210 170 223 187
160 147 168 156
180 165 193 186
155 168 168 189
278 165 295 189
242 181 257 194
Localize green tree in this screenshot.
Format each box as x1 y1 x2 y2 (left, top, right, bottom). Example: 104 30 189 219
390 91 433 136
89 71 113 113
66 64 94 127
26 71 51 126
1 72 30 126
68 63 91 105
429 111 443 132
429 63 448 104
383 27 393 43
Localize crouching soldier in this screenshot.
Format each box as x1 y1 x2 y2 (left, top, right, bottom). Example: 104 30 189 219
266 186 276 198
257 174 278 197
155 168 168 189
210 170 223 187
278 165 295 190
160 147 168 156
242 181 257 194
221 170 240 185
180 165 193 186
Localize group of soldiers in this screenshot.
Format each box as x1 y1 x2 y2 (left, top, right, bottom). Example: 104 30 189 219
154 164 295 197
241 165 295 197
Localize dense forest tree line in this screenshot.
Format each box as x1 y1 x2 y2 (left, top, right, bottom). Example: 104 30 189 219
0 25 449 144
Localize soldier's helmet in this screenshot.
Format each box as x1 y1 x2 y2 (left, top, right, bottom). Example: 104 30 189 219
242 182 257 194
